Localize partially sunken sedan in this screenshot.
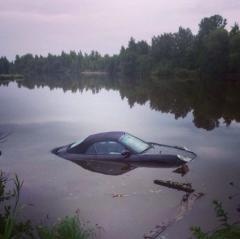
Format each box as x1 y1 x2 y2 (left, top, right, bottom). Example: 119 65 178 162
52 131 197 168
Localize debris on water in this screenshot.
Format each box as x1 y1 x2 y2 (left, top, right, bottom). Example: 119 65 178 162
149 189 162 194
0 132 11 143
228 181 240 199
173 164 189 176
112 193 128 198
182 193 189 202
144 222 168 239
153 179 194 193
229 181 240 190
175 192 204 221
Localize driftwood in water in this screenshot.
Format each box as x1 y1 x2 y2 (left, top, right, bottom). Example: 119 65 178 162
153 179 194 193
145 179 203 238
144 192 204 239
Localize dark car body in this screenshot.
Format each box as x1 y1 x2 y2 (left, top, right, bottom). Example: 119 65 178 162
52 131 197 169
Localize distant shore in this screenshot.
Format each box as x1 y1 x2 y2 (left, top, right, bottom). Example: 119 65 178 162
81 71 107 76
0 74 24 81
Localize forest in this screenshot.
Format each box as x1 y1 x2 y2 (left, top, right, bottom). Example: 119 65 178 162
0 15 240 81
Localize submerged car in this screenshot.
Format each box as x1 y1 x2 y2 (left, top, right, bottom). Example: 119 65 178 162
52 131 197 168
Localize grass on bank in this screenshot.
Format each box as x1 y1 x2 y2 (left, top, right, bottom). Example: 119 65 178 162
37 216 92 239
191 200 240 239
0 171 93 239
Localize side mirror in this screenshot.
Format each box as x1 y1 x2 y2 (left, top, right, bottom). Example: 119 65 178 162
121 150 131 158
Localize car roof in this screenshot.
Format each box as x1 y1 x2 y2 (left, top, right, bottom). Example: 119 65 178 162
84 131 125 144
68 131 126 154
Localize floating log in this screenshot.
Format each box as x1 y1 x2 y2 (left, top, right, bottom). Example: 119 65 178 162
153 179 194 193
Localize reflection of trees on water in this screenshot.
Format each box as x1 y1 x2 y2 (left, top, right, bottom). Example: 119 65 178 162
7 74 240 131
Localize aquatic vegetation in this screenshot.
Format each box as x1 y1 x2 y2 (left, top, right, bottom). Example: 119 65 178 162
0 171 33 239
0 171 93 239
191 200 240 239
38 215 93 239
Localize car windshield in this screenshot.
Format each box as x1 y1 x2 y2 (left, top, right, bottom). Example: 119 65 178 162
119 134 150 153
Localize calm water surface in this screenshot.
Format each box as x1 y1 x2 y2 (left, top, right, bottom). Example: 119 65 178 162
0 79 240 238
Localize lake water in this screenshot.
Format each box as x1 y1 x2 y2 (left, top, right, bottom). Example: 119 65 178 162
0 78 240 238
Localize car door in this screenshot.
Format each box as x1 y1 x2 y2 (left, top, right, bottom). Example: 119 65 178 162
132 152 184 167
90 140 126 162
64 140 127 162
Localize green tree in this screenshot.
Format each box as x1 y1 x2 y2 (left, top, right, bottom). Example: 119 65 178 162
199 29 229 77
198 15 227 38
229 23 240 74
174 27 195 68
0 57 10 74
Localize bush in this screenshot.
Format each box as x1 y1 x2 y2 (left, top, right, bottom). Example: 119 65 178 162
191 200 240 239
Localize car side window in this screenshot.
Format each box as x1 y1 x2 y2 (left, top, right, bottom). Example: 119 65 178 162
85 141 125 155
85 144 97 154
107 141 125 154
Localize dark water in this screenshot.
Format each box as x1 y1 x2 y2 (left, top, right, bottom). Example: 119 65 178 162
0 78 240 238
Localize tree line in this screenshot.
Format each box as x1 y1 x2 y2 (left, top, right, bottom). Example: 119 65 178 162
0 15 240 80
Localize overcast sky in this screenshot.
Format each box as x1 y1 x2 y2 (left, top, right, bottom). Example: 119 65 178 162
1 0 240 60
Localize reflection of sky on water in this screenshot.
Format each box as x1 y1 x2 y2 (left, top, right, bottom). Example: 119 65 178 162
0 82 240 238
0 82 194 135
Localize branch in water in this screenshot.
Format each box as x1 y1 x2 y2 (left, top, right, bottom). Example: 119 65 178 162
153 179 195 193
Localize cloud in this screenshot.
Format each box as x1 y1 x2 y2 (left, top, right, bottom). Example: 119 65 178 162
0 0 240 59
